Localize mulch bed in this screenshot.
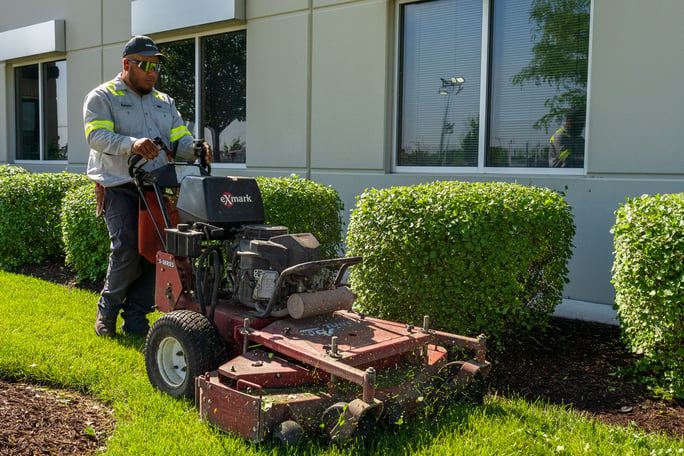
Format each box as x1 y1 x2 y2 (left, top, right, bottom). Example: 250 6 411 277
0 257 681 455
0 382 114 456
488 317 684 438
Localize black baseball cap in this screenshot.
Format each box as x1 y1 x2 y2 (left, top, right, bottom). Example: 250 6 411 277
122 35 166 61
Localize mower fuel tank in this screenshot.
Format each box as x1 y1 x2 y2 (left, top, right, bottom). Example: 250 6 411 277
176 176 265 229
270 233 322 266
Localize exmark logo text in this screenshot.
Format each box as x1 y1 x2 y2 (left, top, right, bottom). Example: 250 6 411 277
220 192 253 209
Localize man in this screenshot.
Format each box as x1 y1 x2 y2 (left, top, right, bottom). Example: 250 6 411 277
84 35 211 337
548 108 586 168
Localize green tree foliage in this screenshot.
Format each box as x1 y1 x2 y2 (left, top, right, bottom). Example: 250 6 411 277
346 181 575 344
612 194 684 399
512 0 590 130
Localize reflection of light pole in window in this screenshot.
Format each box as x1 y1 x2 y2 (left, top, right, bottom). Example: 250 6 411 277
438 77 465 165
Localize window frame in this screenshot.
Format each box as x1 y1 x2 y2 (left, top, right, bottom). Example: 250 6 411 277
12 58 68 163
392 0 590 175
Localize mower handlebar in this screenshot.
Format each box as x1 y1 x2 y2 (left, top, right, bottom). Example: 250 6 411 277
128 153 146 179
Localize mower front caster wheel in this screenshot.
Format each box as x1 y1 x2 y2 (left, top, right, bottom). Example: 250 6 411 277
322 402 376 448
273 420 303 447
145 310 226 400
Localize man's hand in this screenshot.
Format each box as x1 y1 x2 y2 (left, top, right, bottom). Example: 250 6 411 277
132 138 160 160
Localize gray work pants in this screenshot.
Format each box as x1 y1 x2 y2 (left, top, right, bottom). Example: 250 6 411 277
97 183 155 332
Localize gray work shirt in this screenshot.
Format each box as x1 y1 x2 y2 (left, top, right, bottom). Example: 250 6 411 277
84 75 195 187
549 127 585 168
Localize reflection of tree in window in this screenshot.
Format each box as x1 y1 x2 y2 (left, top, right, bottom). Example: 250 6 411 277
157 33 246 163
486 0 589 168
512 0 590 131
157 39 196 126
203 32 246 163
45 61 68 160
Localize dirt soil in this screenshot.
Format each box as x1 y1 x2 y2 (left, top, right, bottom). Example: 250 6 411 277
1 257 682 455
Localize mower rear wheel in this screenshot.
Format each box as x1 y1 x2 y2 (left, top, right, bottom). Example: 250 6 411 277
145 310 226 399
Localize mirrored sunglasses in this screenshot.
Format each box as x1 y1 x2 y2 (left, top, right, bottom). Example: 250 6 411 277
127 58 162 73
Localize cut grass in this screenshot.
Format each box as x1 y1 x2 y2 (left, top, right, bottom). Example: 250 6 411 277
1 271 682 455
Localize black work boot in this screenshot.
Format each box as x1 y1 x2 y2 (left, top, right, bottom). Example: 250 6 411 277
94 309 117 337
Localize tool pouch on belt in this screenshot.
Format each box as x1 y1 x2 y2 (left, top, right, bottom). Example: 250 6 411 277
138 189 180 263
94 183 105 217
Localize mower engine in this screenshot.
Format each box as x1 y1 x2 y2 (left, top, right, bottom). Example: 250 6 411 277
160 174 359 320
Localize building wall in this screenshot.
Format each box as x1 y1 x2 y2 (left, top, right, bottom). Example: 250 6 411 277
1 0 683 310
589 0 684 174
246 2 310 170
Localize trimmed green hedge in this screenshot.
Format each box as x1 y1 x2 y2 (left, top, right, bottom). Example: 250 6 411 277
0 164 29 177
59 174 346 281
346 181 575 343
61 184 110 281
612 193 684 399
0 172 90 270
256 175 344 258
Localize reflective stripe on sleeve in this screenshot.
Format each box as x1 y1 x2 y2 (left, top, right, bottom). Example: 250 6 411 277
170 125 192 142
85 120 114 138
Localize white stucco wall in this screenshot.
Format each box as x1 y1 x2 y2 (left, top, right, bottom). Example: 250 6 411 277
246 7 310 169
588 0 684 174
309 0 388 171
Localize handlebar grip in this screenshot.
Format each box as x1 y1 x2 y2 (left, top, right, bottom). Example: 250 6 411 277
128 153 145 178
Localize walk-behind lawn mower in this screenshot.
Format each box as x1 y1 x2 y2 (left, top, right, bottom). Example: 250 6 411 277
131 141 491 447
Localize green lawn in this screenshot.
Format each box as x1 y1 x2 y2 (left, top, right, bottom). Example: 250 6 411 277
1 271 682 455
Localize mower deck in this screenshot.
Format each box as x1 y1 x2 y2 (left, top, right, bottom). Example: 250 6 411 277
195 310 490 443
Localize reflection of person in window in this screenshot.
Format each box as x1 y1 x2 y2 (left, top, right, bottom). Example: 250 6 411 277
549 108 586 168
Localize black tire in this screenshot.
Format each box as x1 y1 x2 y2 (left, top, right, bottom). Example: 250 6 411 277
322 402 375 448
144 310 226 399
322 402 348 441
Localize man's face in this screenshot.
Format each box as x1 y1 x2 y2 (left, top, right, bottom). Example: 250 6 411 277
123 55 161 95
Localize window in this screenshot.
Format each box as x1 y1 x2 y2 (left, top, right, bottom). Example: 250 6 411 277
157 30 246 164
14 60 68 160
397 0 590 170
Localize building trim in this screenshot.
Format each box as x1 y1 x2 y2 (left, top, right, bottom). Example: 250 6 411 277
0 20 65 62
